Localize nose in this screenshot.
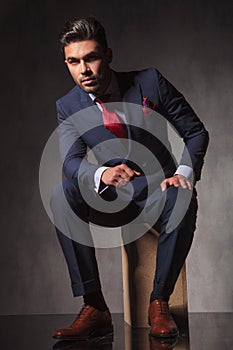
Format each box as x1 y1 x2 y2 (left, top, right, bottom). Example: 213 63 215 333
80 60 89 75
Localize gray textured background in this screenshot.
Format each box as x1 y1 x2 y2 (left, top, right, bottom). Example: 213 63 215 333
0 0 232 314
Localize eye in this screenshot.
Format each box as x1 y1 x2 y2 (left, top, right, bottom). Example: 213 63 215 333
67 58 79 65
85 54 101 63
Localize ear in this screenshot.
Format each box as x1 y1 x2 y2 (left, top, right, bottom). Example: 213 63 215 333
105 48 113 64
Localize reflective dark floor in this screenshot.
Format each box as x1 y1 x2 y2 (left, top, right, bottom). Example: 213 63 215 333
0 313 232 350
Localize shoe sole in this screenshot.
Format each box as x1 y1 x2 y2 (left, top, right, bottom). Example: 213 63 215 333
53 327 114 341
53 334 113 350
149 330 179 339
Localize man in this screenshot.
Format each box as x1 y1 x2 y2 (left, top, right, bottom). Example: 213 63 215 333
51 17 209 340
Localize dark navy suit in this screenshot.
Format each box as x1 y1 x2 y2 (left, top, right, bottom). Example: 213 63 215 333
51 68 209 300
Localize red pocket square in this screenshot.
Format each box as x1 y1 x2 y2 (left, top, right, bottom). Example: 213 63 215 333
142 97 157 116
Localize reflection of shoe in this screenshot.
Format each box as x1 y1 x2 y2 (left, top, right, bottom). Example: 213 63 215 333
149 336 178 350
53 333 113 349
53 305 113 341
148 300 178 338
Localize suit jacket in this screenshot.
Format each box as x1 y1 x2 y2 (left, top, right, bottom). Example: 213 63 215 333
56 68 209 194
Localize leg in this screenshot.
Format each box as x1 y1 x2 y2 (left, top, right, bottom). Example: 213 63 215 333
51 178 142 293
151 187 197 301
50 179 113 340
50 178 102 295
149 186 197 338
161 190 197 299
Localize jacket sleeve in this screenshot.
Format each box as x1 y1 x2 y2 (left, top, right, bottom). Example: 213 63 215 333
56 99 99 189
154 68 209 182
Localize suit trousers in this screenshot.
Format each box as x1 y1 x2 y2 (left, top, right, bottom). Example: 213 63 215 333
51 177 197 301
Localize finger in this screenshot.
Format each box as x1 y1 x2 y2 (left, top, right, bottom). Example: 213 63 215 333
111 179 119 187
118 172 131 181
117 176 128 184
120 164 135 175
115 181 121 188
117 179 128 188
119 164 132 172
186 179 193 190
133 170 141 177
169 177 179 187
113 167 130 181
124 168 135 178
178 176 188 189
177 176 193 190
160 180 167 192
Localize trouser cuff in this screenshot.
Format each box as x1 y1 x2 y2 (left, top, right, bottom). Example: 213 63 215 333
72 279 101 297
150 281 170 302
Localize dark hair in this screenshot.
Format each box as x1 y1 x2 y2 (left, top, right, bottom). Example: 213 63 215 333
59 17 108 51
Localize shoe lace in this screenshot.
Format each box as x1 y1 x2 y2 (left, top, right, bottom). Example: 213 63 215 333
72 305 91 326
154 300 171 316
159 301 169 315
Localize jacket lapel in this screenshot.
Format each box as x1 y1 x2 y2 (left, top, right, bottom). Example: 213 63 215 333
115 72 145 156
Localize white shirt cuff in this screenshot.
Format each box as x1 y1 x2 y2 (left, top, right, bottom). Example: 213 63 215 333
94 166 109 193
175 165 193 179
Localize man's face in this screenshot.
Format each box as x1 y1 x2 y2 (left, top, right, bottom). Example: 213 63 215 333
64 39 112 95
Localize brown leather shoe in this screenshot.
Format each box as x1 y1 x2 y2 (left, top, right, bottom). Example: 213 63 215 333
53 305 113 340
148 300 178 338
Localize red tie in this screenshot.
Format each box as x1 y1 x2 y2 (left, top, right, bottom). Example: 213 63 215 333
95 97 127 139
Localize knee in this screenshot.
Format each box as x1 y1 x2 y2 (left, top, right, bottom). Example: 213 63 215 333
165 186 193 209
164 186 179 210
50 179 80 214
182 191 198 229
163 186 196 233
50 182 64 215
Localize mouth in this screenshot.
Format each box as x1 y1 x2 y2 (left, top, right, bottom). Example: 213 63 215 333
81 78 96 85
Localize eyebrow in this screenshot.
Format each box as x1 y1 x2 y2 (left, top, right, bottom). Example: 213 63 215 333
66 50 101 62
